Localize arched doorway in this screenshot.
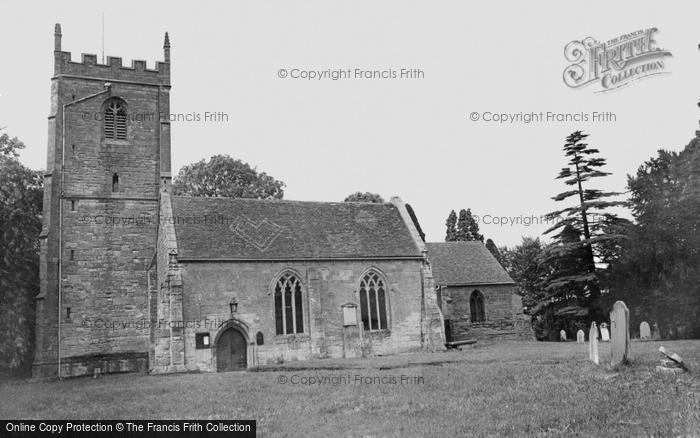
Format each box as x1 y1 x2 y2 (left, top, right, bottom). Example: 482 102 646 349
216 327 248 372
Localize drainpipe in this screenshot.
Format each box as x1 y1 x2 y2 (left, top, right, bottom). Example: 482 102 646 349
58 83 112 378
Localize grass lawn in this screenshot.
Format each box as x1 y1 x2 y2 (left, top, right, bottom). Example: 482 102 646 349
1 340 699 437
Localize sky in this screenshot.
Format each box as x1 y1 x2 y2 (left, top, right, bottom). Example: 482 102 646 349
1 0 699 246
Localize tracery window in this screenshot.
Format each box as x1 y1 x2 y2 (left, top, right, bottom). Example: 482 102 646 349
274 272 303 335
359 271 388 331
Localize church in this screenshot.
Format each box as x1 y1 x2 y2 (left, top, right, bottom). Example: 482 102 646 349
33 25 529 378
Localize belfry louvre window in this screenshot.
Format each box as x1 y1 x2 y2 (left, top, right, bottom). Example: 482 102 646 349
104 99 127 140
359 271 388 331
274 272 303 335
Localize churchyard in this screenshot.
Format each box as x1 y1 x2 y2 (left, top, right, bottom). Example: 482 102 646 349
2 339 698 437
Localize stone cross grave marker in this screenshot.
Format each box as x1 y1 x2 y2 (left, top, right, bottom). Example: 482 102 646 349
610 301 631 366
560 330 567 341
640 321 651 341
600 323 610 342
577 330 585 343
589 322 599 365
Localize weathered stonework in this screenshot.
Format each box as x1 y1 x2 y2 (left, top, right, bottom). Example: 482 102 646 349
439 284 533 341
178 260 426 370
33 24 170 378
148 194 446 372
427 241 534 342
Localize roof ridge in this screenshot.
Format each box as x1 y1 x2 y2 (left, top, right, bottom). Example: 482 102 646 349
427 241 485 245
172 195 394 207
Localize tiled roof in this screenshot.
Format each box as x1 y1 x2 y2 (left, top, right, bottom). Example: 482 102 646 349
426 242 514 286
170 196 421 260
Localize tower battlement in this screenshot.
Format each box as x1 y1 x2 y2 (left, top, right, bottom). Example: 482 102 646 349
53 24 170 85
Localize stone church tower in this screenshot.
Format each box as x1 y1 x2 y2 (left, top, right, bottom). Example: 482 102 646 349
33 24 171 377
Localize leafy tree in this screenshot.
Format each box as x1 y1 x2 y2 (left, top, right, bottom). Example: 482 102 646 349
501 238 551 310
445 210 457 241
0 128 42 372
605 144 700 338
173 154 285 199
344 192 384 203
0 129 25 157
540 131 627 321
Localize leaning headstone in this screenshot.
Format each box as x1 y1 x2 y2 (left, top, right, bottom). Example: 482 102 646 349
610 301 631 366
640 321 651 341
600 323 610 342
560 330 567 341
589 322 599 365
658 346 690 372
576 330 585 343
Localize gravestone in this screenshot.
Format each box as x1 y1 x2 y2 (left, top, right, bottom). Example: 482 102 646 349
652 322 661 340
610 301 631 366
600 323 610 342
560 330 567 341
589 322 599 365
576 330 585 343
640 321 651 341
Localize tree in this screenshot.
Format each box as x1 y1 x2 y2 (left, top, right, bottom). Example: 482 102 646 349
344 192 384 203
605 144 700 338
466 209 484 242
540 131 627 321
0 128 43 372
500 238 551 310
445 210 457 241
405 203 425 242
0 129 25 157
172 154 285 199
485 238 504 267
454 208 483 241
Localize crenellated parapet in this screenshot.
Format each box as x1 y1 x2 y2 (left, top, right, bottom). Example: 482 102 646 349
53 23 170 85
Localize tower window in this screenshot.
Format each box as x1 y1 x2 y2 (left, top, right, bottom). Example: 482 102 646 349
70 200 75 211
66 307 71 320
112 173 119 192
104 98 127 140
69 250 75 261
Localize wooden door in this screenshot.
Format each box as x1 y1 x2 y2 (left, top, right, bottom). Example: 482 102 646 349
216 328 247 372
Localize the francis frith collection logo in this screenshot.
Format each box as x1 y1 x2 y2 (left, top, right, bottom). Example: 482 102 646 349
563 28 672 92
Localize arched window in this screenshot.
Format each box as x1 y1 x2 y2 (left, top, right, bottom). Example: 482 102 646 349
256 332 264 346
359 270 388 331
274 272 303 335
104 98 127 140
112 173 119 192
470 290 485 323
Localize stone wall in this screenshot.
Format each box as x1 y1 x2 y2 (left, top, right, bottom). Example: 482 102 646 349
33 31 169 377
440 284 533 341
172 259 427 371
